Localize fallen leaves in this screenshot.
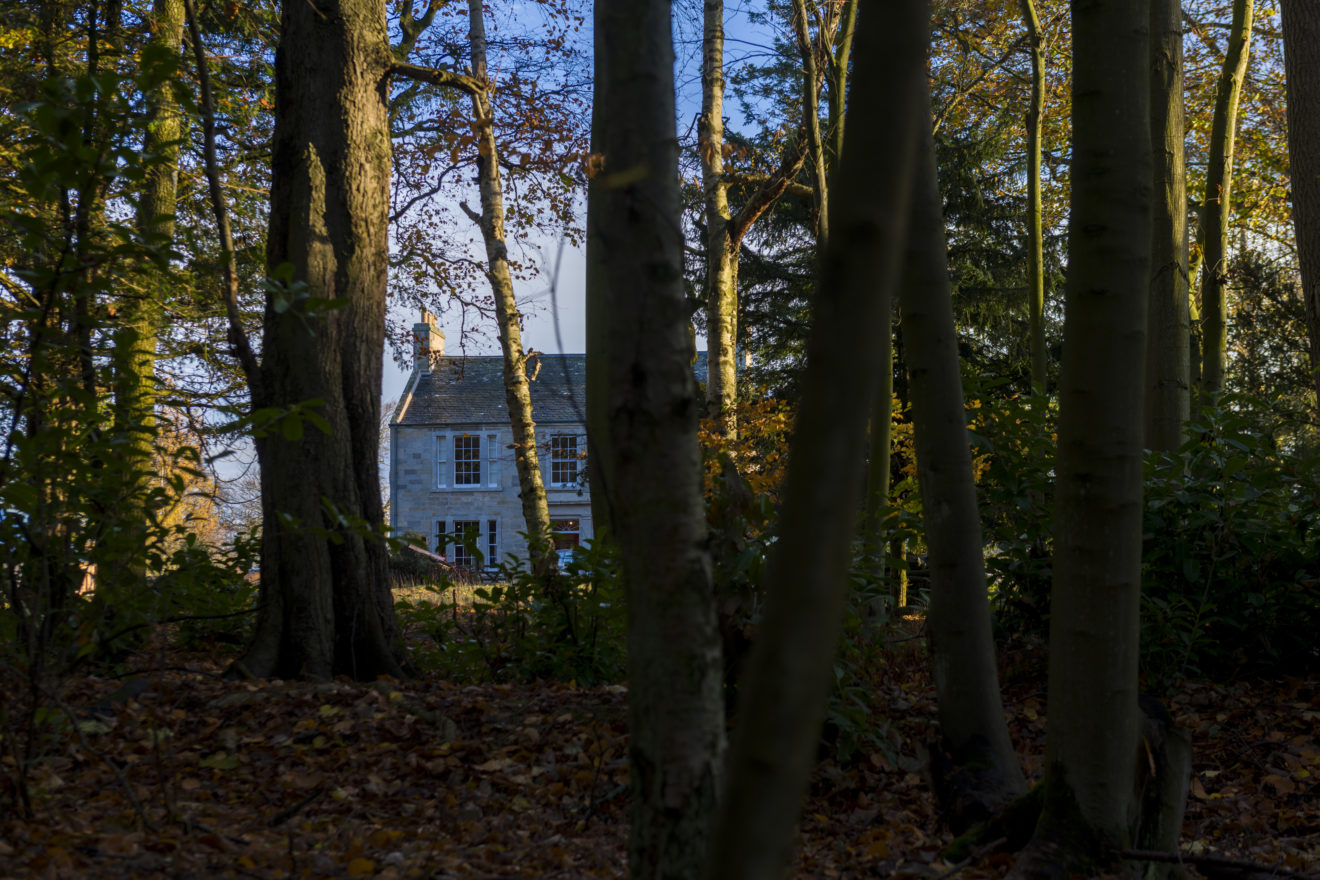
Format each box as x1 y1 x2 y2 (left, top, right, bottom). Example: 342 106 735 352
2 635 1317 879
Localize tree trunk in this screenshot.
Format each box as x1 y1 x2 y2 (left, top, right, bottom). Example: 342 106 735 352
1198 0 1254 398
591 2 726 876
1146 0 1191 452
1281 0 1320 414
824 0 858 171
1020 0 1047 393
235 0 404 681
790 0 830 249
109 0 185 574
585 74 613 540
1011 0 1151 875
464 0 554 575
899 97 1028 832
701 0 739 441
704 2 925 876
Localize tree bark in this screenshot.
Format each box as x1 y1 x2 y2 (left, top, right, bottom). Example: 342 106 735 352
1146 0 1191 452
463 0 554 575
1012 0 1151 874
110 0 185 574
235 0 404 681
701 0 739 440
1197 0 1254 398
824 0 858 172
591 1 726 876
790 0 830 249
1281 0 1320 414
704 2 924 876
899 94 1028 832
1020 0 1047 393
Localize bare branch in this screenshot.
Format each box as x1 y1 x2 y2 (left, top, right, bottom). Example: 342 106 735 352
184 0 261 396
389 62 483 97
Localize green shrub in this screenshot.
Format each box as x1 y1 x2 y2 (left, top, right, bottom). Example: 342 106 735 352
1141 397 1320 682
395 538 627 685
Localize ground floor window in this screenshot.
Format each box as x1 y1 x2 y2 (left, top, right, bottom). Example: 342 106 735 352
550 518 580 550
437 519 482 569
487 519 498 566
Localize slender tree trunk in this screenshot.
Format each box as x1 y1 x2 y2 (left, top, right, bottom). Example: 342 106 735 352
790 0 830 248
865 320 893 525
1020 0 1047 393
1281 0 1320 415
701 0 739 440
110 0 185 567
585 72 613 540
234 0 404 681
1198 0 1254 398
1146 0 1191 452
464 0 554 574
1011 0 1151 874
592 2 726 876
899 98 1027 831
704 2 925 876
824 0 858 172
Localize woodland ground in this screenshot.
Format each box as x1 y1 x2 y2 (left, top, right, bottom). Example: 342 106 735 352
1 604 1318 880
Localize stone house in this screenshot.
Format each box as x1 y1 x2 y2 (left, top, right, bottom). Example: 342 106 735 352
388 313 593 572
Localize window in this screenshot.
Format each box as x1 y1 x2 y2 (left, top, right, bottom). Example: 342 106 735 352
448 519 480 569
487 519 498 566
454 434 481 486
550 518 580 550
549 434 581 487
551 518 580 571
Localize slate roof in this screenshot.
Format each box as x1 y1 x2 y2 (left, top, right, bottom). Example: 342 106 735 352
396 352 708 427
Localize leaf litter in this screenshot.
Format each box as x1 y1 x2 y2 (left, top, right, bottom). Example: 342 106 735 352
2 636 1317 879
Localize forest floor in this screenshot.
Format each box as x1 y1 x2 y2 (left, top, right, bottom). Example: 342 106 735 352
2 615 1318 879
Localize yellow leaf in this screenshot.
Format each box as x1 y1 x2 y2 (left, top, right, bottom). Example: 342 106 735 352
347 857 376 876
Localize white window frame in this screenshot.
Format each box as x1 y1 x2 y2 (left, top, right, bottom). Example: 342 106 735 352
548 433 582 488
486 432 499 488
485 517 499 568
446 518 481 569
433 433 448 489
453 433 482 487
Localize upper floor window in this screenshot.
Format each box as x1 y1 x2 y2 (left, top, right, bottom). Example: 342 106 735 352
454 434 481 486
549 434 581 487
434 431 500 490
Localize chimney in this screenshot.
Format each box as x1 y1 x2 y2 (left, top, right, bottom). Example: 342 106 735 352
412 309 445 371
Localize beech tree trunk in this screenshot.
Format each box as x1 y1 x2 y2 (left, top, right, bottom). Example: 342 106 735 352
235 0 404 681
1282 0 1320 414
1010 0 1151 875
701 0 739 440
591 2 726 876
704 2 924 876
464 0 554 574
1146 0 1190 452
1020 0 1047 393
1197 0 1254 398
899 97 1027 832
108 0 185 578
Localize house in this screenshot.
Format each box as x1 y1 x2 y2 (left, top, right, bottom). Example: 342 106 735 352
389 311 712 571
389 311 593 571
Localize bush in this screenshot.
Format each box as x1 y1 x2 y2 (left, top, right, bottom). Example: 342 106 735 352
1141 397 1320 682
395 539 627 685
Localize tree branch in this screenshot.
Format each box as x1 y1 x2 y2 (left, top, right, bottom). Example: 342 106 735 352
184 0 261 396
389 62 483 97
728 128 809 246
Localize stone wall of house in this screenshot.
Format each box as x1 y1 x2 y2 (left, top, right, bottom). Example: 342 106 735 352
390 421 593 569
